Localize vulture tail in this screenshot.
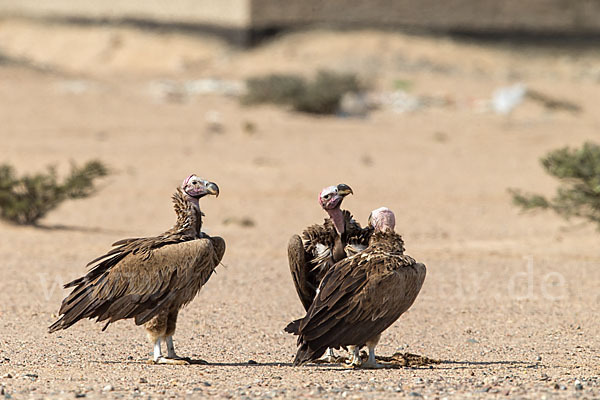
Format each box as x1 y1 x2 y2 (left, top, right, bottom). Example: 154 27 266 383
293 342 326 366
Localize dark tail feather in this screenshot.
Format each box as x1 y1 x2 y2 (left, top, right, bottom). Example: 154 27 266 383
48 317 65 333
284 319 302 334
293 342 327 366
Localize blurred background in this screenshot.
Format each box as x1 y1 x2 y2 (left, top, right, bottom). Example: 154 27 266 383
0 1 599 397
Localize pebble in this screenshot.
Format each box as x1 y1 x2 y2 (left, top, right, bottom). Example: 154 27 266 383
102 385 114 392
2 373 12 379
413 377 424 384
575 379 583 390
247 360 257 365
139 377 147 384
74 393 86 398
409 392 423 397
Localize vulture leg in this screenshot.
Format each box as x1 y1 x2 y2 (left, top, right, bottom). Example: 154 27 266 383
145 310 187 365
321 348 338 363
346 346 360 366
362 334 382 369
161 310 190 364
165 336 189 364
153 337 163 361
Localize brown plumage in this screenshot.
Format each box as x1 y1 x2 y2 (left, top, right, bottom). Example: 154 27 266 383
287 184 372 312
49 175 224 364
286 207 426 368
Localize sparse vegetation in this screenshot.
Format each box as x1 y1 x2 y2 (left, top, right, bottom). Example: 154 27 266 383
510 142 600 228
242 70 364 115
0 160 109 225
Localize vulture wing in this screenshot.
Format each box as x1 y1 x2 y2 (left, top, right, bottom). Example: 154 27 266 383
287 234 315 311
292 239 426 365
49 236 225 333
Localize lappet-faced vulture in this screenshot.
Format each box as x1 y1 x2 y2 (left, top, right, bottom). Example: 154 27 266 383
49 175 225 365
286 207 426 368
286 184 372 361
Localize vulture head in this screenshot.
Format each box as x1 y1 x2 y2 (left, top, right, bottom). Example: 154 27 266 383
182 175 220 199
318 184 353 211
368 207 396 232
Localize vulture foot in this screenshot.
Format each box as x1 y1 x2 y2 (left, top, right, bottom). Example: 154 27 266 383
317 348 343 364
152 356 191 365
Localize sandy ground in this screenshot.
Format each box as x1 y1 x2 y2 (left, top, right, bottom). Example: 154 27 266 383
0 18 599 399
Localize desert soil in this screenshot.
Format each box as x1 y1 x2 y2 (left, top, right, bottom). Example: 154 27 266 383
0 18 599 399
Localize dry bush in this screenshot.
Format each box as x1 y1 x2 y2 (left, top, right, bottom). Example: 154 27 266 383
510 142 600 228
0 160 109 225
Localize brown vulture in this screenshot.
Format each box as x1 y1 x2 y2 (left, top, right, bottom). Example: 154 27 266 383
48 175 225 365
287 184 372 361
286 207 426 368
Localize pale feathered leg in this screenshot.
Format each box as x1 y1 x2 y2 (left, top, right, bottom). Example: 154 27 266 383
151 336 189 365
164 336 190 363
361 335 382 369
321 347 337 363
346 346 361 367
153 337 163 362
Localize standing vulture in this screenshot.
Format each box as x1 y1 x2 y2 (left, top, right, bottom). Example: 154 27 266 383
49 175 225 365
287 184 372 361
286 207 426 368
287 184 372 311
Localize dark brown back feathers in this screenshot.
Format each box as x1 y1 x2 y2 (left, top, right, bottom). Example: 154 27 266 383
48 188 222 333
287 231 426 365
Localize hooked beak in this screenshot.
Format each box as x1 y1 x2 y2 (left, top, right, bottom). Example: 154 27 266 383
336 184 353 197
205 181 220 197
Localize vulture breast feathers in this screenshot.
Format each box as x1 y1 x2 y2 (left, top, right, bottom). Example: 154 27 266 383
288 227 426 366
49 177 225 333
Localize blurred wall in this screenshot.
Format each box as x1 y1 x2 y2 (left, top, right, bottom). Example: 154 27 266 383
1 0 598 35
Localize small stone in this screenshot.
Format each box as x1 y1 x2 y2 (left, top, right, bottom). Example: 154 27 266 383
74 393 86 398
466 338 479 344
247 360 257 365
102 385 114 392
537 355 542 361
139 378 147 384
409 392 423 397
2 373 12 379
127 356 133 360
575 379 584 390
413 377 424 385
203 382 211 387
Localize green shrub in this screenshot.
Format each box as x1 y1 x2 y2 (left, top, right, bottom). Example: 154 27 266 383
242 70 364 115
510 142 600 228
0 160 109 225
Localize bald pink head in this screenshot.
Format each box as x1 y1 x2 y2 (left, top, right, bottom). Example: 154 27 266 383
368 207 396 232
181 174 220 199
318 183 353 211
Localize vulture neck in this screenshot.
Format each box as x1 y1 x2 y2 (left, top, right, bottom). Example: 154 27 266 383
172 188 203 237
326 207 345 235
